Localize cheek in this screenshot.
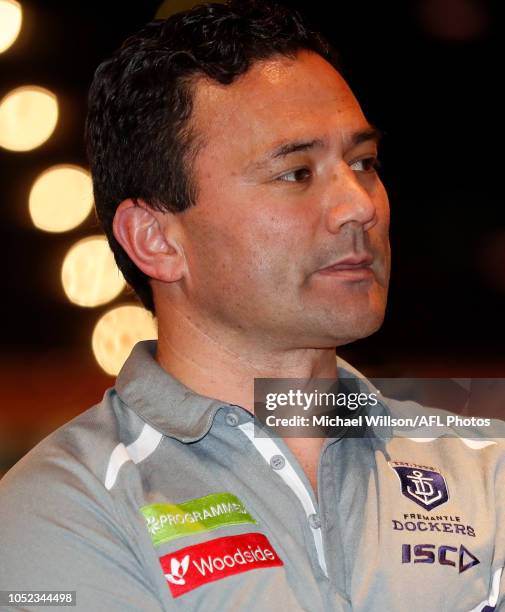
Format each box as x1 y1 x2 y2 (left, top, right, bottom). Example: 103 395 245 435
184 210 283 292
247 219 293 267
185 171 308 286
376 183 390 227
369 189 391 254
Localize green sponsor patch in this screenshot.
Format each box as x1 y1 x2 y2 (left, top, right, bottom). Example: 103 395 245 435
140 492 257 546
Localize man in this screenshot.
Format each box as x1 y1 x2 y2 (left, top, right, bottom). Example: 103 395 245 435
0 1 504 610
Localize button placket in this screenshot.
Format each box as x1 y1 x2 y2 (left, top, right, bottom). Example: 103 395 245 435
237 421 328 576
225 412 240 427
308 513 321 530
270 454 286 470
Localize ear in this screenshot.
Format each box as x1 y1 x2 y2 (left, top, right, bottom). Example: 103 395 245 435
112 199 186 283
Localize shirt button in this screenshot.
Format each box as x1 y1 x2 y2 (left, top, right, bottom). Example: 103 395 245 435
270 454 286 470
308 513 321 529
225 412 240 427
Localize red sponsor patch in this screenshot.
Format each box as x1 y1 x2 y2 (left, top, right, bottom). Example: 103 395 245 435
160 532 283 598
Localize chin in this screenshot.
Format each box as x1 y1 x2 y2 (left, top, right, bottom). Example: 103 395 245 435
331 305 386 347
295 310 385 350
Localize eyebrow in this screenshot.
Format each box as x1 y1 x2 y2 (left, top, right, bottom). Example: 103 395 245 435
350 125 383 147
248 125 383 172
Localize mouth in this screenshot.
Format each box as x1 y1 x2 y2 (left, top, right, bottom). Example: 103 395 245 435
316 254 375 281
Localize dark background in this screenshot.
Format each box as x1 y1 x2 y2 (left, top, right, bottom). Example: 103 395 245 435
1 0 504 469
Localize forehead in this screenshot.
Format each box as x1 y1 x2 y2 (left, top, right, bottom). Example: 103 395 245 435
189 51 370 165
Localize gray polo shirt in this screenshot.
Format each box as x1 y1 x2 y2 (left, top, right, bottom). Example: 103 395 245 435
0 340 504 611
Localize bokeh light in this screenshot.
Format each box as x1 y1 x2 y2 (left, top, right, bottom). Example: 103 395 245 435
92 305 157 376
29 164 93 232
61 236 126 307
0 0 22 54
0 86 58 151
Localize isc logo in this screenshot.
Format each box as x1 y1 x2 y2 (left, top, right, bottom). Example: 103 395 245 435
402 544 479 574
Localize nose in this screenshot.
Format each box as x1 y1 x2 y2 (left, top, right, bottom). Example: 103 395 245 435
324 165 378 235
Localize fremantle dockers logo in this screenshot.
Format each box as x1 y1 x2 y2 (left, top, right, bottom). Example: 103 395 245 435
392 465 449 510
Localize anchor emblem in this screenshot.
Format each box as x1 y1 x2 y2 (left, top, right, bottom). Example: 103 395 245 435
391 465 449 510
406 470 443 506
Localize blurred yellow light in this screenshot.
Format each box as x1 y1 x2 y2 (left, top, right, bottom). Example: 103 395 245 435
0 0 22 53
29 164 93 232
61 236 126 308
92 305 158 376
0 86 58 151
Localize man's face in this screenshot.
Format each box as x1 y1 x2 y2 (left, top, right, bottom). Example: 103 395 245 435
176 51 390 349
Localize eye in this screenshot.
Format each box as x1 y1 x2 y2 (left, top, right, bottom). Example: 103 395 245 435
277 167 312 183
350 157 382 173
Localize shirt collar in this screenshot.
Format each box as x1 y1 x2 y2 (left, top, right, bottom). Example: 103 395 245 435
336 354 393 442
115 340 225 443
115 339 391 443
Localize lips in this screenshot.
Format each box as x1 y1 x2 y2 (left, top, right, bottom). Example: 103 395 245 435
318 253 373 272
317 253 374 280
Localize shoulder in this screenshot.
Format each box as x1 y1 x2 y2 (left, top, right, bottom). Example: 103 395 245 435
0 388 165 609
386 397 505 448
381 398 505 495
1 387 126 492
0 387 131 533
0 385 160 553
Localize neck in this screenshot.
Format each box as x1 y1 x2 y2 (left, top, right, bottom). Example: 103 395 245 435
154 300 338 413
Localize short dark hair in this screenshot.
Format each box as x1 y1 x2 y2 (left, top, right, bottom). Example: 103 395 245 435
85 0 338 313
